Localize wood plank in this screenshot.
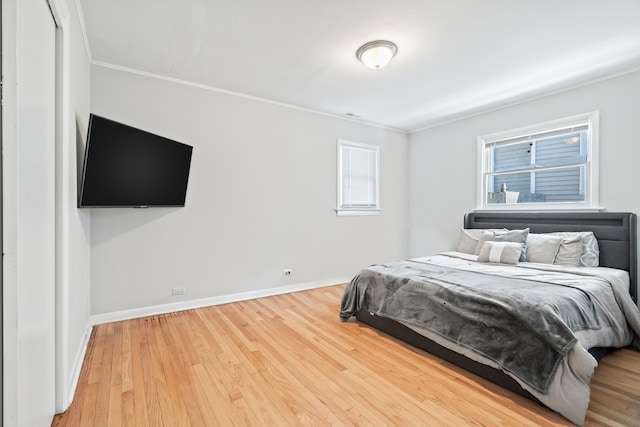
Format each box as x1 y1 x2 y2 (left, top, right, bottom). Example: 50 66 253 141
128 318 150 427
52 284 640 426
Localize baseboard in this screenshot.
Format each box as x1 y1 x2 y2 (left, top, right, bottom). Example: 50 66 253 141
90 277 350 326
59 321 93 413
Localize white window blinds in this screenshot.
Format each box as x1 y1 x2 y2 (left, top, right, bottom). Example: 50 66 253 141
337 140 379 216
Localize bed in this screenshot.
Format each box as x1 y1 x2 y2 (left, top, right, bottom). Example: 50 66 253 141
340 211 639 426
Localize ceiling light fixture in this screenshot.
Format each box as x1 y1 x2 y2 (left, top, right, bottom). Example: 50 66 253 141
356 40 398 69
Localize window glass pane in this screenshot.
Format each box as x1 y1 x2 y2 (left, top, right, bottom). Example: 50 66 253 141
534 166 585 203
534 131 586 167
491 141 531 173
488 172 531 194
490 131 587 173
486 166 585 205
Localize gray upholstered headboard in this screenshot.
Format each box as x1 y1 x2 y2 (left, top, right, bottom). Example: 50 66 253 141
464 211 638 303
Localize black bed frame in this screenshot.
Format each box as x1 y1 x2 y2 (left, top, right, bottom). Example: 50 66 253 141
356 211 637 402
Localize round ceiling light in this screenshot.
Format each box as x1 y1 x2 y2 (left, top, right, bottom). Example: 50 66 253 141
356 40 398 69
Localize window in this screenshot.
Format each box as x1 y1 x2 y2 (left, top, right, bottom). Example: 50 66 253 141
478 111 599 210
337 139 380 216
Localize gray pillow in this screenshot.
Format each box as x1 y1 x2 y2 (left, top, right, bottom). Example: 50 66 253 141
494 228 530 261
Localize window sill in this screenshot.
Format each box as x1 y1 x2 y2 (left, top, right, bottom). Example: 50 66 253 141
335 209 380 217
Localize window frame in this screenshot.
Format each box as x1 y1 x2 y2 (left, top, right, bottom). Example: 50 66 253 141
477 111 600 211
336 139 380 216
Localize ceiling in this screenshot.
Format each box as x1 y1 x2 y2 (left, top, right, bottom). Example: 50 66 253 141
78 0 640 132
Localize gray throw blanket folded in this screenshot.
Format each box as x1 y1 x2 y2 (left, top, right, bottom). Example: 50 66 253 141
340 260 601 394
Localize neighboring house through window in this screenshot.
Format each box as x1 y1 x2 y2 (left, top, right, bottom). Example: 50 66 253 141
336 139 380 216
478 111 599 210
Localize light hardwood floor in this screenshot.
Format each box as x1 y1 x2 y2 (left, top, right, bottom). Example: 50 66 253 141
52 284 640 426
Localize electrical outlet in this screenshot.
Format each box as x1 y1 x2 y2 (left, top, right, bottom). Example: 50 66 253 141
284 269 292 276
172 287 186 296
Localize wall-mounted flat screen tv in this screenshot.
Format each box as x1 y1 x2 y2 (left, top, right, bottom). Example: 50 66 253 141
79 114 193 208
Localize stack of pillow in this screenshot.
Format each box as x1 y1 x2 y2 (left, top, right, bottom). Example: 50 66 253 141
456 228 599 267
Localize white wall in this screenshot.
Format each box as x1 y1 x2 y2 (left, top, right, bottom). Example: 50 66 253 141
409 69 640 257
89 65 408 317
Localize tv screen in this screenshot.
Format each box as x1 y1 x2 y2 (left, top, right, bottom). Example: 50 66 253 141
79 114 193 208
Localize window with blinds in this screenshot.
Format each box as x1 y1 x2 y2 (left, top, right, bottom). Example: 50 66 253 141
337 140 380 216
478 112 599 210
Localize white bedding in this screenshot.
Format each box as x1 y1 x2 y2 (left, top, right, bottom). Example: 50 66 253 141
399 251 638 426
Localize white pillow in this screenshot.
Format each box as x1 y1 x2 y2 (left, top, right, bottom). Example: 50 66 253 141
457 229 483 254
525 234 564 264
553 235 583 267
548 231 599 267
477 241 524 264
474 231 495 255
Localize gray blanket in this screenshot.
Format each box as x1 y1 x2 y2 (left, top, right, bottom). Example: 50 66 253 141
340 260 601 394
